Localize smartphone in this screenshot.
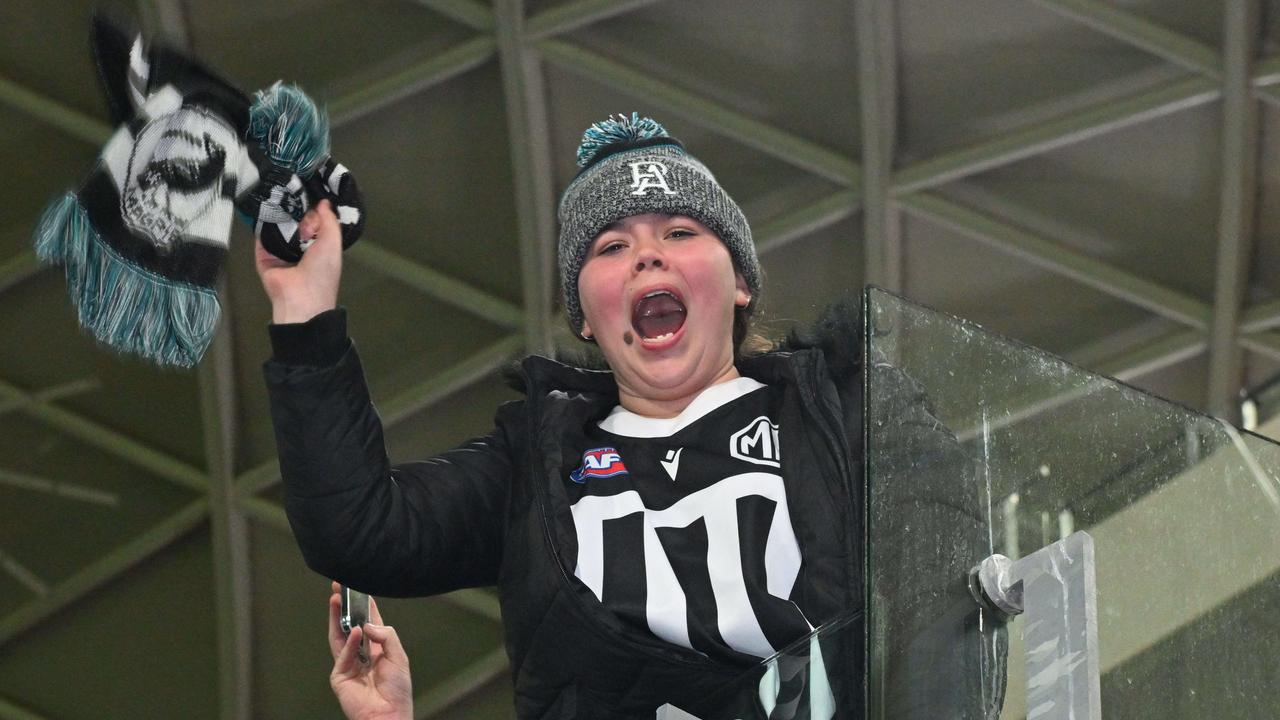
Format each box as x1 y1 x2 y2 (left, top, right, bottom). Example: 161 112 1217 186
339 585 371 664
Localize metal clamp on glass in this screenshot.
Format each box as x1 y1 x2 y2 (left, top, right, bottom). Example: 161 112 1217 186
969 552 1022 622
968 531 1102 720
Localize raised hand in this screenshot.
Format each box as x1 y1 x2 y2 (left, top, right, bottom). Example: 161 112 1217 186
255 199 344 324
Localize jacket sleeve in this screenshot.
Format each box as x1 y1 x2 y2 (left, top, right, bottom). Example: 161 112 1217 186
262 308 517 597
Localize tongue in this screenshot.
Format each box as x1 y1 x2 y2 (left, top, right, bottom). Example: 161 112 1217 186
634 294 686 339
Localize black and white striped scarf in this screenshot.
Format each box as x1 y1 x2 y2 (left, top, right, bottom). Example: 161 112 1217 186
34 15 365 367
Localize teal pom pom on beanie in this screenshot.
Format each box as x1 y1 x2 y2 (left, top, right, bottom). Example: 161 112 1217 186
576 112 671 167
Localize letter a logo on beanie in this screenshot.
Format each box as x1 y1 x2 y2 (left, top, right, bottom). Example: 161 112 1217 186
628 161 677 196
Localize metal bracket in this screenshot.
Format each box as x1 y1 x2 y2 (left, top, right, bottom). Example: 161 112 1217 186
970 531 1102 720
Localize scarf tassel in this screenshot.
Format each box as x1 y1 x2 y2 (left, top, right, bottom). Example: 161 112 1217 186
33 192 220 368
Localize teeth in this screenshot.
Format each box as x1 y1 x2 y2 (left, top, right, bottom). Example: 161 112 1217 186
645 332 674 342
643 290 676 300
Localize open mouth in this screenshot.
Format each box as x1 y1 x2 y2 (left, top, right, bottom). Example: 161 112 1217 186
632 289 687 342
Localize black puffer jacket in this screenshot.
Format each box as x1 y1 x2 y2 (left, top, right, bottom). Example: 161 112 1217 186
263 301 991 719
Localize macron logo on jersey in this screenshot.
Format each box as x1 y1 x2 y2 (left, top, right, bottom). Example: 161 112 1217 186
570 447 629 484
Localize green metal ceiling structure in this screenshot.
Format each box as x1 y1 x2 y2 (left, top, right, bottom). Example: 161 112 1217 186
2 0 1279 717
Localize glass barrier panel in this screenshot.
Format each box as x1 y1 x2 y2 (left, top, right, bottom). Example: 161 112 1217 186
662 611 862 720
865 287 1280 720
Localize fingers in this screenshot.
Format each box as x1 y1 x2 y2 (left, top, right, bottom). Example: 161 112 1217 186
316 197 337 223
254 232 293 276
362 623 409 669
297 200 323 241
333 624 363 677
297 199 342 273
365 597 385 664
327 593 345 658
315 200 341 250
299 200 339 246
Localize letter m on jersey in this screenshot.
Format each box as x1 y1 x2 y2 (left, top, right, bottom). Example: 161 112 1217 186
730 416 780 467
570 447 629 483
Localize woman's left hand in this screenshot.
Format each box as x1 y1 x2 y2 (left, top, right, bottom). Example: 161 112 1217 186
328 582 413 720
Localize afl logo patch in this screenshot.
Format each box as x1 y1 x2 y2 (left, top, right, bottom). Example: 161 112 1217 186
570 447 629 484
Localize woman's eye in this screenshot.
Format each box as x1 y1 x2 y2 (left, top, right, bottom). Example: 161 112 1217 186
668 228 695 239
597 242 625 255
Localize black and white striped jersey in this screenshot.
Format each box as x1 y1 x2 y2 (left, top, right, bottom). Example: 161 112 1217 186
561 377 815 666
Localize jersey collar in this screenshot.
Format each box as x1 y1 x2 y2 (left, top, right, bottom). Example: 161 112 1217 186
598 376 766 438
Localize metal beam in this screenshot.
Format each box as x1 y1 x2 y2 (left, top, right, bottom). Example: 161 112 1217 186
1239 330 1280 362
198 279 252 720
898 192 1214 329
0 499 208 647
495 0 557 356
0 377 207 492
416 646 509 719
233 460 281 501
755 190 859 256
0 377 99 417
0 548 48 597
893 76 1219 195
1206 0 1262 420
1031 0 1222 78
537 40 860 186
346 240 524 329
1252 54 1280 86
1240 298 1280 333
1095 329 1206 382
378 334 525 426
0 695 49 720
854 0 902 290
526 0 663 42
1252 55 1280 108
144 2 254 706
236 333 524 497
242 497 503 625
0 468 118 506
0 250 42 296
413 0 495 32
1251 84 1280 110
955 328 1206 444
330 36 497 129
0 74 110 146
239 496 289 531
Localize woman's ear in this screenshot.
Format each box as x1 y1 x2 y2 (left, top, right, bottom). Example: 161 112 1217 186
734 273 751 308
580 319 594 340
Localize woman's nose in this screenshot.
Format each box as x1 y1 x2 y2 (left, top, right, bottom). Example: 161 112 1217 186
632 240 665 272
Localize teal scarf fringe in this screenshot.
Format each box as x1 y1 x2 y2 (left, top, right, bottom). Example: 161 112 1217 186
33 192 220 368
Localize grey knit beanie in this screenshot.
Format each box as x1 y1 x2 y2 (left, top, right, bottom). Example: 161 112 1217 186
557 113 760 336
